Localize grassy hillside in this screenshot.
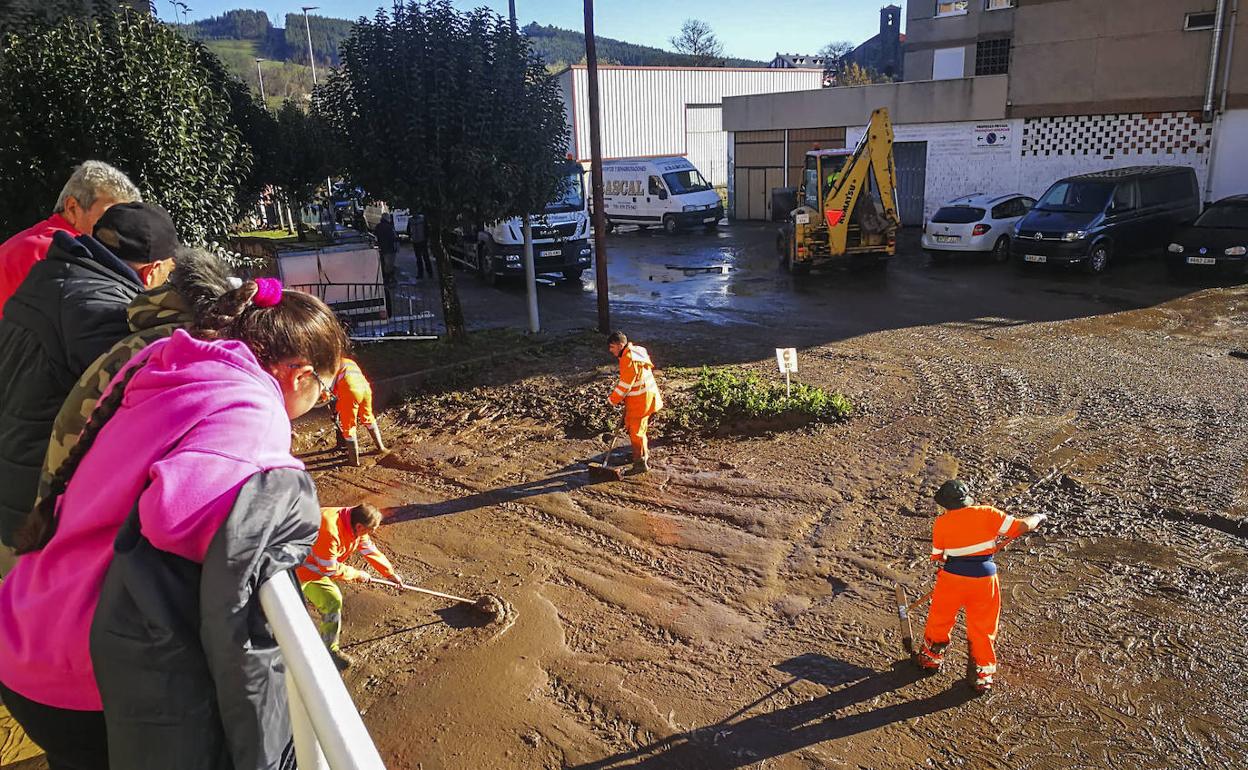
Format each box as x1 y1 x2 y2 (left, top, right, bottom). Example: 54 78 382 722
181 9 768 105
524 22 767 70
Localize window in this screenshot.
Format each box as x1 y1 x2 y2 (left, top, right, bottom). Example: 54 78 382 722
936 1 969 17
662 169 711 195
932 206 986 224
933 46 966 79
648 175 665 196
985 0 1014 9
975 38 1011 75
1185 11 1217 31
1111 182 1138 212
1037 181 1114 214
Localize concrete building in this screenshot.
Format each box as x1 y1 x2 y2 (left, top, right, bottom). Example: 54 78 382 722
556 66 822 191
723 0 1247 222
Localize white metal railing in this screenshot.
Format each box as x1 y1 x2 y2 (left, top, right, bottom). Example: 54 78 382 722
259 574 387 770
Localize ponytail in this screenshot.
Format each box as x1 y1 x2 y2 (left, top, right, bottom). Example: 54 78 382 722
15 361 147 554
194 280 347 375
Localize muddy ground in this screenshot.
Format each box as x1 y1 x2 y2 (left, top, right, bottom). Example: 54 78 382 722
305 244 1248 769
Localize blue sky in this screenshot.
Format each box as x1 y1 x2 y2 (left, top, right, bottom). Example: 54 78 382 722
164 0 901 62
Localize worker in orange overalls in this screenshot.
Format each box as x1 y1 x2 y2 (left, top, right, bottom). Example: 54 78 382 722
333 357 385 467
606 331 663 474
296 504 401 671
915 479 1047 693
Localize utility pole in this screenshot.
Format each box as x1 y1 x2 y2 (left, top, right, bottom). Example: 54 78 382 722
301 6 319 85
584 0 610 333
511 0 540 333
301 7 333 228
255 58 267 104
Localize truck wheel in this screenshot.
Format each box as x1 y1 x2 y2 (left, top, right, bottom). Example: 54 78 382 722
605 220 616 234
703 219 720 231
477 245 497 286
562 268 584 282
662 215 679 234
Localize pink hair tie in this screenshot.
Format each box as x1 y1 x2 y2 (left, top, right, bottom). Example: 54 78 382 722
253 278 283 307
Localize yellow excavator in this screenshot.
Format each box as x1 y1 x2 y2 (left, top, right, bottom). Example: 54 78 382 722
777 107 900 273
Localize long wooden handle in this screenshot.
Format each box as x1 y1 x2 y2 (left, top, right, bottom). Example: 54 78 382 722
370 578 475 606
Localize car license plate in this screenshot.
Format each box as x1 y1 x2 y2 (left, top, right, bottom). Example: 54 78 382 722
539 249 562 257
1187 256 1216 265
1024 254 1047 263
703 216 717 223
935 235 959 243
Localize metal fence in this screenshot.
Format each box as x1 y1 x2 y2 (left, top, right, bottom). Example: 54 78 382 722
291 281 442 340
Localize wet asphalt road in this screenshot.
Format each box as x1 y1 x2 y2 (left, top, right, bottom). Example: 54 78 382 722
428 222 1240 350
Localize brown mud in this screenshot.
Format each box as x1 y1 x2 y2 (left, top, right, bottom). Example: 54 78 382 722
307 285 1248 769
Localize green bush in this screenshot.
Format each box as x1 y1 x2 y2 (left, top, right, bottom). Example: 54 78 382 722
670 366 852 433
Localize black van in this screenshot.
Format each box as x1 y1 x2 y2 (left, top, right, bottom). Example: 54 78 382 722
1012 166 1200 273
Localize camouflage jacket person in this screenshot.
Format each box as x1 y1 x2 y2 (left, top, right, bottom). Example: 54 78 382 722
37 252 235 506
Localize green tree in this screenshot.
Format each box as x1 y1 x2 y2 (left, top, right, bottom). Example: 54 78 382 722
318 1 569 340
0 8 251 245
838 61 892 86
269 100 338 240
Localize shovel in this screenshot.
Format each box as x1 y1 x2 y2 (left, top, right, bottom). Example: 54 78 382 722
370 577 510 623
587 420 627 482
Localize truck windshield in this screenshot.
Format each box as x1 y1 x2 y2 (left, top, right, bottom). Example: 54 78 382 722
1036 181 1114 214
662 169 711 195
545 171 585 213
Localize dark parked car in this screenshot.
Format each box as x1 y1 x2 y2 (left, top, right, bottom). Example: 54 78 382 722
1166 195 1248 276
1012 166 1200 273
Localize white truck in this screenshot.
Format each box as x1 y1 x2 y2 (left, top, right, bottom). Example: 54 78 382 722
449 162 593 284
600 157 723 234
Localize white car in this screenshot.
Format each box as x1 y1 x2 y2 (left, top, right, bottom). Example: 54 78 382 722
922 193 1036 263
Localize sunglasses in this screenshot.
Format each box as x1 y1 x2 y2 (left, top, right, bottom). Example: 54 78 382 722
290 365 334 404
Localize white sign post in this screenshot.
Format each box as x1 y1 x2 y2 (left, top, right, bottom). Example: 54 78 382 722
775 348 798 398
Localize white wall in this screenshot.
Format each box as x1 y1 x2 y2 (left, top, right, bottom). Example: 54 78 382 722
1209 109 1248 201
563 66 821 184
847 111 1216 222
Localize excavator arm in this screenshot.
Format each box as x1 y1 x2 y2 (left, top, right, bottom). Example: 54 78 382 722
821 108 900 255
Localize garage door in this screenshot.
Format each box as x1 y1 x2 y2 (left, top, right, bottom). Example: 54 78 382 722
893 141 928 227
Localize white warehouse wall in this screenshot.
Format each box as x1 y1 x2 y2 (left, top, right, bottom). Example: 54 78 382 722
563 66 822 187
1209 109 1248 201
846 111 1218 222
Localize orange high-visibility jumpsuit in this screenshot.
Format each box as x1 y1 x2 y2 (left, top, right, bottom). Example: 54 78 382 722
296 507 398 650
608 343 663 461
333 358 375 441
921 505 1027 679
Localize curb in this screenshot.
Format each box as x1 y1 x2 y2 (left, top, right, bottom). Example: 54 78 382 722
371 329 594 406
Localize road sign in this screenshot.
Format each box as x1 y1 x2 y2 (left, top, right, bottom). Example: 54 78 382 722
776 348 797 397
776 348 798 373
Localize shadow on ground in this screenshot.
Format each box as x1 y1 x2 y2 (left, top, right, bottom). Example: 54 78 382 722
570 655 975 769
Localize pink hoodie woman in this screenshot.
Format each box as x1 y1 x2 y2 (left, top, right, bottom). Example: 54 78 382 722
0 329 303 711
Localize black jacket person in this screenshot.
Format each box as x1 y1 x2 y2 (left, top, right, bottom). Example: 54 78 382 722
0 202 179 546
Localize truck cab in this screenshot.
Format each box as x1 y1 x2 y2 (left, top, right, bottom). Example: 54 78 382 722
778 108 899 274
450 162 593 284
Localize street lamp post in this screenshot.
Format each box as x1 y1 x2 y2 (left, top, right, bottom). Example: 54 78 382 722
255 58 267 103
301 6 319 85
